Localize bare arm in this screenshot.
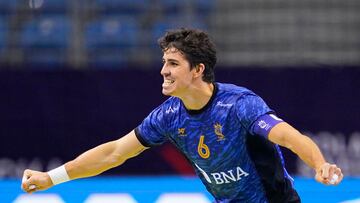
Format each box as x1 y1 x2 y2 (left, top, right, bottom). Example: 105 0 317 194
66 130 147 179
22 130 147 193
268 122 343 185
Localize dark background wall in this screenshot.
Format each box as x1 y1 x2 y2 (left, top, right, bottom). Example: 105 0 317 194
0 66 359 177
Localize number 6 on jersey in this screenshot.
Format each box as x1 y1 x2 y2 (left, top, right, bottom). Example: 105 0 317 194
198 135 210 159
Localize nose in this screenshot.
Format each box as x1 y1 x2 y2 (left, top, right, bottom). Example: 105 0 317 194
160 64 170 76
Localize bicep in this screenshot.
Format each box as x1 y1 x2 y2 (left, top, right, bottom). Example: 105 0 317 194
114 130 148 160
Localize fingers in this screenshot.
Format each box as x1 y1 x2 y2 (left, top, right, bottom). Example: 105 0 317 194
323 164 335 182
25 183 38 194
331 167 343 185
315 163 343 186
21 169 32 190
21 169 38 193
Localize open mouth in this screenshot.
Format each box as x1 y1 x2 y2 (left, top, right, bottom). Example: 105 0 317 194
163 79 175 87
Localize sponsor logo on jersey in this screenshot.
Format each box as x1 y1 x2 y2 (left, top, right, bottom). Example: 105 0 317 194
195 164 249 185
178 128 187 137
165 106 179 114
216 101 233 108
214 123 226 141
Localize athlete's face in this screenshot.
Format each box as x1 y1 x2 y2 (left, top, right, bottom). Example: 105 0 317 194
160 48 196 97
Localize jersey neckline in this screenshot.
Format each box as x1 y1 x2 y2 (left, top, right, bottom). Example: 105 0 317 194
183 82 218 115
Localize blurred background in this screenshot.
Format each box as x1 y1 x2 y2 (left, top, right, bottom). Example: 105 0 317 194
0 0 359 202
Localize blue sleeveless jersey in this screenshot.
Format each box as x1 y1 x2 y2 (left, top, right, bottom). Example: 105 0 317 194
135 83 300 203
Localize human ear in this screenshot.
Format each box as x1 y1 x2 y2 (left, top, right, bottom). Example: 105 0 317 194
194 63 205 78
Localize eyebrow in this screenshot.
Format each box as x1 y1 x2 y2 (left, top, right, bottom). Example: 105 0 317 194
163 58 180 63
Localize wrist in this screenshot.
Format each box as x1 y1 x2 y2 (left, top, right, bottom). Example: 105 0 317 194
47 165 70 185
315 161 328 172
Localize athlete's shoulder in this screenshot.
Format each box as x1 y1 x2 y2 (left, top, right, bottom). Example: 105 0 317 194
216 82 256 98
156 96 182 115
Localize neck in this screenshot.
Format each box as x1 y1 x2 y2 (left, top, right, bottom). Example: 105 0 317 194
180 82 214 110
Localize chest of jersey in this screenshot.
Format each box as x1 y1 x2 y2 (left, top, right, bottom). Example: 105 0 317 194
166 104 265 199
168 105 249 171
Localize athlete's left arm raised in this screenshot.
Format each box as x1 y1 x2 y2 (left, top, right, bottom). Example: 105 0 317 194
268 122 343 185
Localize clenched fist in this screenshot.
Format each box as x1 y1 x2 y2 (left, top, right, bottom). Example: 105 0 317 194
21 169 54 193
315 163 343 185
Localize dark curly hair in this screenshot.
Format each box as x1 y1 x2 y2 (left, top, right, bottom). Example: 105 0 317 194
158 28 217 83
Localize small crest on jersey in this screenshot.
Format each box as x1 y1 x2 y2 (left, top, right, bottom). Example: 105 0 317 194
214 123 226 141
178 128 187 137
258 120 271 130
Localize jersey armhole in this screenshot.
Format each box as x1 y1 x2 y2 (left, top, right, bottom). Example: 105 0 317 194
134 127 152 148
